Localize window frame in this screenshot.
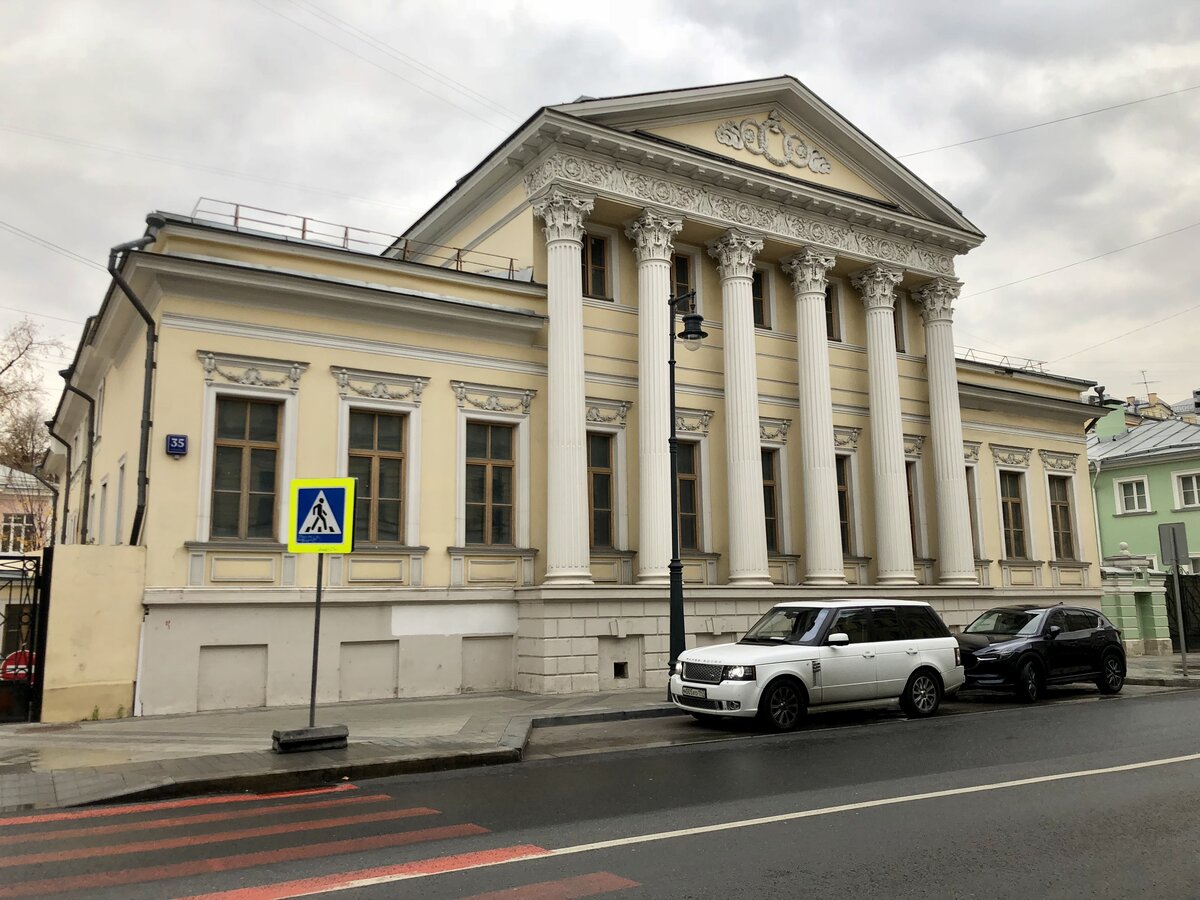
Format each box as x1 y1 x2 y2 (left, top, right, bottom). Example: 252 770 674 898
115 456 126 546
456 406 531 549
0 513 35 553
752 266 773 331
997 468 1031 560
585 418 629 551
893 289 907 353
347 409 408 545
587 431 616 550
196 382 299 544
208 396 283 542
675 439 703 552
1045 472 1078 561
337 397 422 547
965 462 983 559
580 224 622 303
1114 476 1151 515
1173 469 1200 510
825 279 844 342
835 451 861 556
904 449 927 558
761 446 781 554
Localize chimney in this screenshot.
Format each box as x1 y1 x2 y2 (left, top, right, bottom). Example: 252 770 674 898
1149 392 1158 405
1126 396 1136 406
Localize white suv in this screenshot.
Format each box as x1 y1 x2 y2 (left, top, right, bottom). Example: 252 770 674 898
669 599 964 731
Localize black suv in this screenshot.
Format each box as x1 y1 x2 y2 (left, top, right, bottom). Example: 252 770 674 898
956 605 1126 702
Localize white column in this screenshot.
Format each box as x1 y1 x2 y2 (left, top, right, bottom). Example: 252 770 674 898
532 189 594 584
852 263 916 585
708 231 771 586
915 278 978 585
625 210 683 584
782 248 845 585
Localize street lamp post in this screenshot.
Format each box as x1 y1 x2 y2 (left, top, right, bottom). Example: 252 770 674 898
667 290 707 696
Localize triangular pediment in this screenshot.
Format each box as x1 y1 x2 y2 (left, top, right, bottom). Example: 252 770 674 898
551 77 981 235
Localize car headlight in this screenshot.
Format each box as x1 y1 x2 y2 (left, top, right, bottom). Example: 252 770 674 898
977 649 1015 661
722 665 756 681
673 660 683 676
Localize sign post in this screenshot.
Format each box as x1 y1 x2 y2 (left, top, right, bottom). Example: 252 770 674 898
273 477 356 753
1158 522 1190 676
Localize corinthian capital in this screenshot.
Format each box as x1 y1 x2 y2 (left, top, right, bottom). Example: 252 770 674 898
707 230 763 280
532 188 594 244
624 209 683 263
851 263 903 311
781 246 837 295
914 278 962 325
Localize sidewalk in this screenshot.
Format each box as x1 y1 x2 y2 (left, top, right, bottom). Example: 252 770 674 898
1 653 1194 815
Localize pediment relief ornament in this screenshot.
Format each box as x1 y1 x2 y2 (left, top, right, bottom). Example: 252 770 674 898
332 367 428 404
451 380 536 415
521 151 956 277
904 434 926 458
834 426 862 452
964 441 981 463
760 417 792 443
990 444 1032 468
714 111 832 175
199 351 308 392
676 407 713 436
1039 450 1078 472
586 397 630 427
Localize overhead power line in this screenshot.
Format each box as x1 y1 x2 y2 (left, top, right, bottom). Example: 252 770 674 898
0 219 97 325
1049 298 1200 365
899 82 1200 157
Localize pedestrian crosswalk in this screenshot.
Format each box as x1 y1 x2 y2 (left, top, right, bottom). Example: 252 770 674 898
0 783 639 899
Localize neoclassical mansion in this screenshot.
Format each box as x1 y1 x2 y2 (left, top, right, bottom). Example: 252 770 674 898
47 77 1100 715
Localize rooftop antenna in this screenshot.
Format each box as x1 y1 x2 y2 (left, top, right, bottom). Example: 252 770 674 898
1138 369 1159 397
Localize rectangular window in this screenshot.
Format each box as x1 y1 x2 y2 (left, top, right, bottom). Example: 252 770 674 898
588 433 614 549
905 461 919 554
99 481 108 545
1000 471 1028 559
825 284 841 341
671 253 693 310
0 514 35 553
752 270 769 329
676 441 700 551
836 455 853 554
1048 475 1076 560
894 291 907 353
1179 473 1200 509
348 410 406 543
211 397 281 540
115 462 125 545
581 233 609 299
762 448 780 553
966 466 981 558
1118 478 1149 513
465 422 514 545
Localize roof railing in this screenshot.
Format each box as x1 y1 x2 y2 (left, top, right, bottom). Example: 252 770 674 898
956 346 1047 374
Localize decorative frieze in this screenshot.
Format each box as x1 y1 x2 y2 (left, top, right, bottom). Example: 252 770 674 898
990 444 1033 468
904 434 926 458
833 425 862 451
964 441 981 462
714 111 832 174
914 278 962 325
1039 450 1079 472
852 264 904 310
331 367 427 404
450 380 536 415
522 151 957 276
624 210 682 264
675 407 713 436
531 188 594 244
760 417 792 443
708 231 763 281
199 351 307 391
585 397 630 427
781 247 837 295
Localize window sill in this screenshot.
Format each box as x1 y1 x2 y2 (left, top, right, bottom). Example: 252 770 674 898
185 540 287 552
1051 560 1089 568
1000 558 1046 566
449 545 538 556
351 544 429 554
1171 507 1200 513
1115 510 1154 517
591 548 637 558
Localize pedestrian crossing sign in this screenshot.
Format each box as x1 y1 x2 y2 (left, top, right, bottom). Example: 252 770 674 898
288 478 356 554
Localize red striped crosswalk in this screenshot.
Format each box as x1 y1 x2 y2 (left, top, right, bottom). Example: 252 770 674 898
0 783 640 899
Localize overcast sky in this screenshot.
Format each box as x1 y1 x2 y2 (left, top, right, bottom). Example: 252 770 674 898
2 0 1198 414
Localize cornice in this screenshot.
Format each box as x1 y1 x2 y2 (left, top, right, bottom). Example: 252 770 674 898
959 382 1102 424
523 148 959 277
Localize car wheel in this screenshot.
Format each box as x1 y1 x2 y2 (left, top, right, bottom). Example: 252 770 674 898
1014 658 1044 703
900 670 943 718
1097 651 1125 694
758 679 806 732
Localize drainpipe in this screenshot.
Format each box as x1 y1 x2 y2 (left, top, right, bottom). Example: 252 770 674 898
29 465 59 549
45 425 71 544
1089 458 1104 562
107 215 165 546
61 371 95 544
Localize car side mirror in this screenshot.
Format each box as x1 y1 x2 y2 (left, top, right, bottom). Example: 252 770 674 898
827 632 850 646
1047 625 1061 639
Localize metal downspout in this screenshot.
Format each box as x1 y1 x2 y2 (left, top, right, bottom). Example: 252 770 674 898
45 427 72 544
29 466 59 549
61 374 95 544
107 216 164 546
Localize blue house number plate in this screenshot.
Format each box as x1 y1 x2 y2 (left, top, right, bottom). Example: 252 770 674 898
166 434 188 456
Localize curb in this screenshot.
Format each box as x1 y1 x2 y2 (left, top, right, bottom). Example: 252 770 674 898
1126 676 1199 689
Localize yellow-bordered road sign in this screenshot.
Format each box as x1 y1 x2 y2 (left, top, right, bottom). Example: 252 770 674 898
288 478 356 554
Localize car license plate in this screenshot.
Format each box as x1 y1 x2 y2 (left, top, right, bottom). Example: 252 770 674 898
681 686 707 699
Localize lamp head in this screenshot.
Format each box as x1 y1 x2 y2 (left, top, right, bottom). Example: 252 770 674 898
678 311 707 352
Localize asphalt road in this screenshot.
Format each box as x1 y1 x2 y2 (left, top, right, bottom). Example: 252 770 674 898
1 685 1197 898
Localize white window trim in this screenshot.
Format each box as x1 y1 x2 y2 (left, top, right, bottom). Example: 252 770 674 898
965 463 984 559
671 242 705 318
581 223 622 306
1114 475 1152 515
1043 470 1080 561
195 383 299 543
827 277 845 343
995 466 1034 560
1172 468 1200 510
115 455 126 545
456 408 531 548
675 435 713 553
336 397 423 546
753 265 776 333
835 450 865 557
905 458 928 557
893 289 908 354
760 439 792 555
586 423 629 551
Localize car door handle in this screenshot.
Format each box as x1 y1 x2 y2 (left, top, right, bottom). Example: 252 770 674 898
862 651 876 659
906 648 918 655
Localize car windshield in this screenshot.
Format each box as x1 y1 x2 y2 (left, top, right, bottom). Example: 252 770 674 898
965 609 1045 637
741 607 829 645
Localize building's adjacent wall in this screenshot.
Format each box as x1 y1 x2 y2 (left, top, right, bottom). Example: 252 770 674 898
1095 457 1200 565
